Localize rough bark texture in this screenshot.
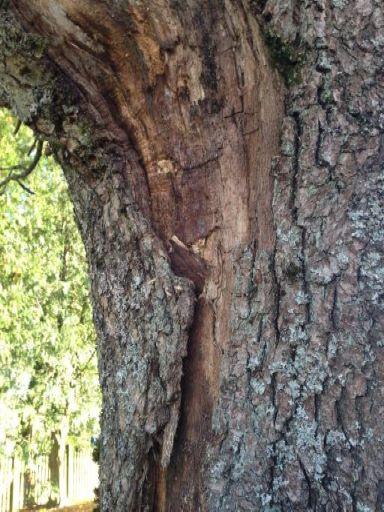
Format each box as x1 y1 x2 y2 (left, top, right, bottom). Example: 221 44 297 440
0 0 383 511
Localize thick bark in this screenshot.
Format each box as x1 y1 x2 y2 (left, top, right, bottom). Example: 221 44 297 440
1 0 383 511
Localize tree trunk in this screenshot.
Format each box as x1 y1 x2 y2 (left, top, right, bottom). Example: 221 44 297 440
1 0 383 510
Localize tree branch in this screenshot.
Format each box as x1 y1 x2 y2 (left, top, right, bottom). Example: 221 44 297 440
72 347 98 382
13 119 22 135
0 139 43 194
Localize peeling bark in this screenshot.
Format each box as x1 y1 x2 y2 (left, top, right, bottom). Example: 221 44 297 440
1 0 383 510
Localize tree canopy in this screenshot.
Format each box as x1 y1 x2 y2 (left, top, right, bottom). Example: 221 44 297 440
0 110 100 461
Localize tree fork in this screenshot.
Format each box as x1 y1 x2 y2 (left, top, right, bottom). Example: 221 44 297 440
1 1 384 511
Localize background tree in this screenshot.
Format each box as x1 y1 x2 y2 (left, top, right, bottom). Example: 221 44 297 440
0 1 383 511
0 109 100 475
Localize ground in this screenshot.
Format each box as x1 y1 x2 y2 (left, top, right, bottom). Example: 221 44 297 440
22 502 96 512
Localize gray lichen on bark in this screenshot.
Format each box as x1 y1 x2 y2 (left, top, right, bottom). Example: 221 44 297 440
64 157 195 509
0 6 195 511
205 1 384 510
1 1 384 511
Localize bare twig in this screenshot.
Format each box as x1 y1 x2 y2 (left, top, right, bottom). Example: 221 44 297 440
27 138 37 156
73 347 98 381
16 179 34 195
0 139 43 194
13 119 22 136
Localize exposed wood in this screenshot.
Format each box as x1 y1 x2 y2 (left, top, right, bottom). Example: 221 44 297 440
1 0 383 510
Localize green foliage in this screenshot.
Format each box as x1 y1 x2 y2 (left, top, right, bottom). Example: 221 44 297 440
0 110 100 461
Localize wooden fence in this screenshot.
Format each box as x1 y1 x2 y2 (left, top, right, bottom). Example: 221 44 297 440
0 446 98 512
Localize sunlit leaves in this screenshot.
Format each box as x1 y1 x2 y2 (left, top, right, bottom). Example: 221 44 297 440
0 110 100 460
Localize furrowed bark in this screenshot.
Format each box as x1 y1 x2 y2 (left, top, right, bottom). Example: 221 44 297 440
1 0 383 511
